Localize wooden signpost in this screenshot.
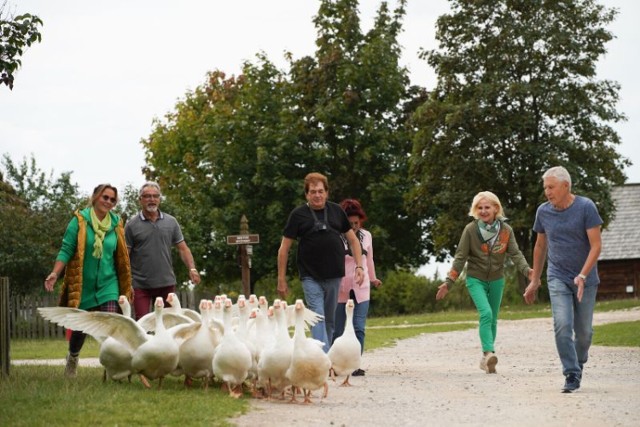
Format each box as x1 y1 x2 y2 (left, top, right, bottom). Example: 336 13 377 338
226 215 259 297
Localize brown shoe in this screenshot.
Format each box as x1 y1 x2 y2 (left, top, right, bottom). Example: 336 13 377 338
65 353 79 378
485 353 498 374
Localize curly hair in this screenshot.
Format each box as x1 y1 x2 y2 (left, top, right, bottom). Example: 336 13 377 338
340 198 367 222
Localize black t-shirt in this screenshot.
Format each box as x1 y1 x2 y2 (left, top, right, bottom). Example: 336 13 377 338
283 201 351 280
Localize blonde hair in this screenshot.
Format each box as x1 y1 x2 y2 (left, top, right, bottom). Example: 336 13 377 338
468 191 505 220
90 183 118 206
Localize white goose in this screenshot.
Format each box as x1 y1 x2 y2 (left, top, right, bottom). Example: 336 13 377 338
98 295 134 382
257 299 293 399
252 295 277 341
247 294 259 312
235 297 258 377
38 296 136 382
285 303 324 331
137 293 198 332
285 299 331 403
212 298 253 398
39 297 180 389
211 295 225 322
130 297 181 388
327 299 361 386
174 299 224 388
166 292 201 322
252 296 275 363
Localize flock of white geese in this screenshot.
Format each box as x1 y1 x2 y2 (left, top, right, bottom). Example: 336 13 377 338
38 293 362 403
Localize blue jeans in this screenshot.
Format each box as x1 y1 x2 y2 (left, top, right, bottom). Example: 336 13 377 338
333 296 370 354
548 278 598 377
302 276 342 352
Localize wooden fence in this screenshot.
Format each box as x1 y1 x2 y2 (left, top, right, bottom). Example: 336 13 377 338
9 292 67 339
1 278 204 340
1 277 9 377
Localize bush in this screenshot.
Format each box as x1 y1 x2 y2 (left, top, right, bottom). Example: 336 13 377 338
369 269 474 316
501 264 550 306
370 269 414 316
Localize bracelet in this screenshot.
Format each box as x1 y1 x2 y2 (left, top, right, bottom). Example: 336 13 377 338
578 273 586 280
190 268 199 274
355 266 364 270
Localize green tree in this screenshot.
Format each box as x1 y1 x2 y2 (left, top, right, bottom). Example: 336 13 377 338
284 0 427 270
0 1 42 89
408 0 629 262
141 0 428 292
0 154 82 295
142 64 289 291
117 183 142 224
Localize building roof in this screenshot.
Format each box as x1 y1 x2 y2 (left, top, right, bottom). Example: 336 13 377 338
599 183 640 261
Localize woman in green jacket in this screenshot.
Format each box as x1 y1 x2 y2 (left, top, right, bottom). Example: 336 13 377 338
436 191 532 374
44 183 132 378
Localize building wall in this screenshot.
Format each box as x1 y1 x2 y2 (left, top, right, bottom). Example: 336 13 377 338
597 259 640 300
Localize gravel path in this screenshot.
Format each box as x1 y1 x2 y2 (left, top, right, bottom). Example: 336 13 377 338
231 308 640 427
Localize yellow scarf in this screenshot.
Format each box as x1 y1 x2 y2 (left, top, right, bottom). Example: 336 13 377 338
89 208 112 258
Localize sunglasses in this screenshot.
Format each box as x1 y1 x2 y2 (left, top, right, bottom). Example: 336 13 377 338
141 194 160 200
101 195 117 204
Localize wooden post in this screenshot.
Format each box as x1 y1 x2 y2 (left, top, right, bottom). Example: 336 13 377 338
1 277 10 378
239 215 251 297
226 217 259 298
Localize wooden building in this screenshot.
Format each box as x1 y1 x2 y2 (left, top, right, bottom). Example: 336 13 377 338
597 183 640 300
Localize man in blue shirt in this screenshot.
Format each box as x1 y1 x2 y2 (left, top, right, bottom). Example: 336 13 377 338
524 166 603 393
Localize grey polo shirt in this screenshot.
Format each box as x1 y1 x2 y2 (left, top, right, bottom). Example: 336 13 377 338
125 211 185 289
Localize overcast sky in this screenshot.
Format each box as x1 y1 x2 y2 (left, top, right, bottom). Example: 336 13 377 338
2 0 638 194
1 1 638 276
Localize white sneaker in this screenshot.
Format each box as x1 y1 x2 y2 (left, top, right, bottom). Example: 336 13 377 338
479 356 488 372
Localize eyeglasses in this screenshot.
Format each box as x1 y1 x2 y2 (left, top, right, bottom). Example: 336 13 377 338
141 194 160 200
101 195 117 204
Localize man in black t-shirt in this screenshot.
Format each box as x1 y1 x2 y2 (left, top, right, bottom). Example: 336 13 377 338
277 172 364 352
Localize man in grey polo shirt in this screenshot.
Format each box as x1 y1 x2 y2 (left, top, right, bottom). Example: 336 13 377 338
125 181 201 320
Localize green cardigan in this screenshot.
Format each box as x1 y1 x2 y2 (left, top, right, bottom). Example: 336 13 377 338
446 219 531 287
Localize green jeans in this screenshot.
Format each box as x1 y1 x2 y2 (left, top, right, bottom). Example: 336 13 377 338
466 276 505 353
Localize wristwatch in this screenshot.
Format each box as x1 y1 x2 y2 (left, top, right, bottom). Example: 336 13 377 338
578 273 587 280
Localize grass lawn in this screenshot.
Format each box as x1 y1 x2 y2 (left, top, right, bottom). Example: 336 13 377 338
0 366 247 427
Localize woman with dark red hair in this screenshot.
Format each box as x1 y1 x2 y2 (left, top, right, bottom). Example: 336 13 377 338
332 199 382 376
